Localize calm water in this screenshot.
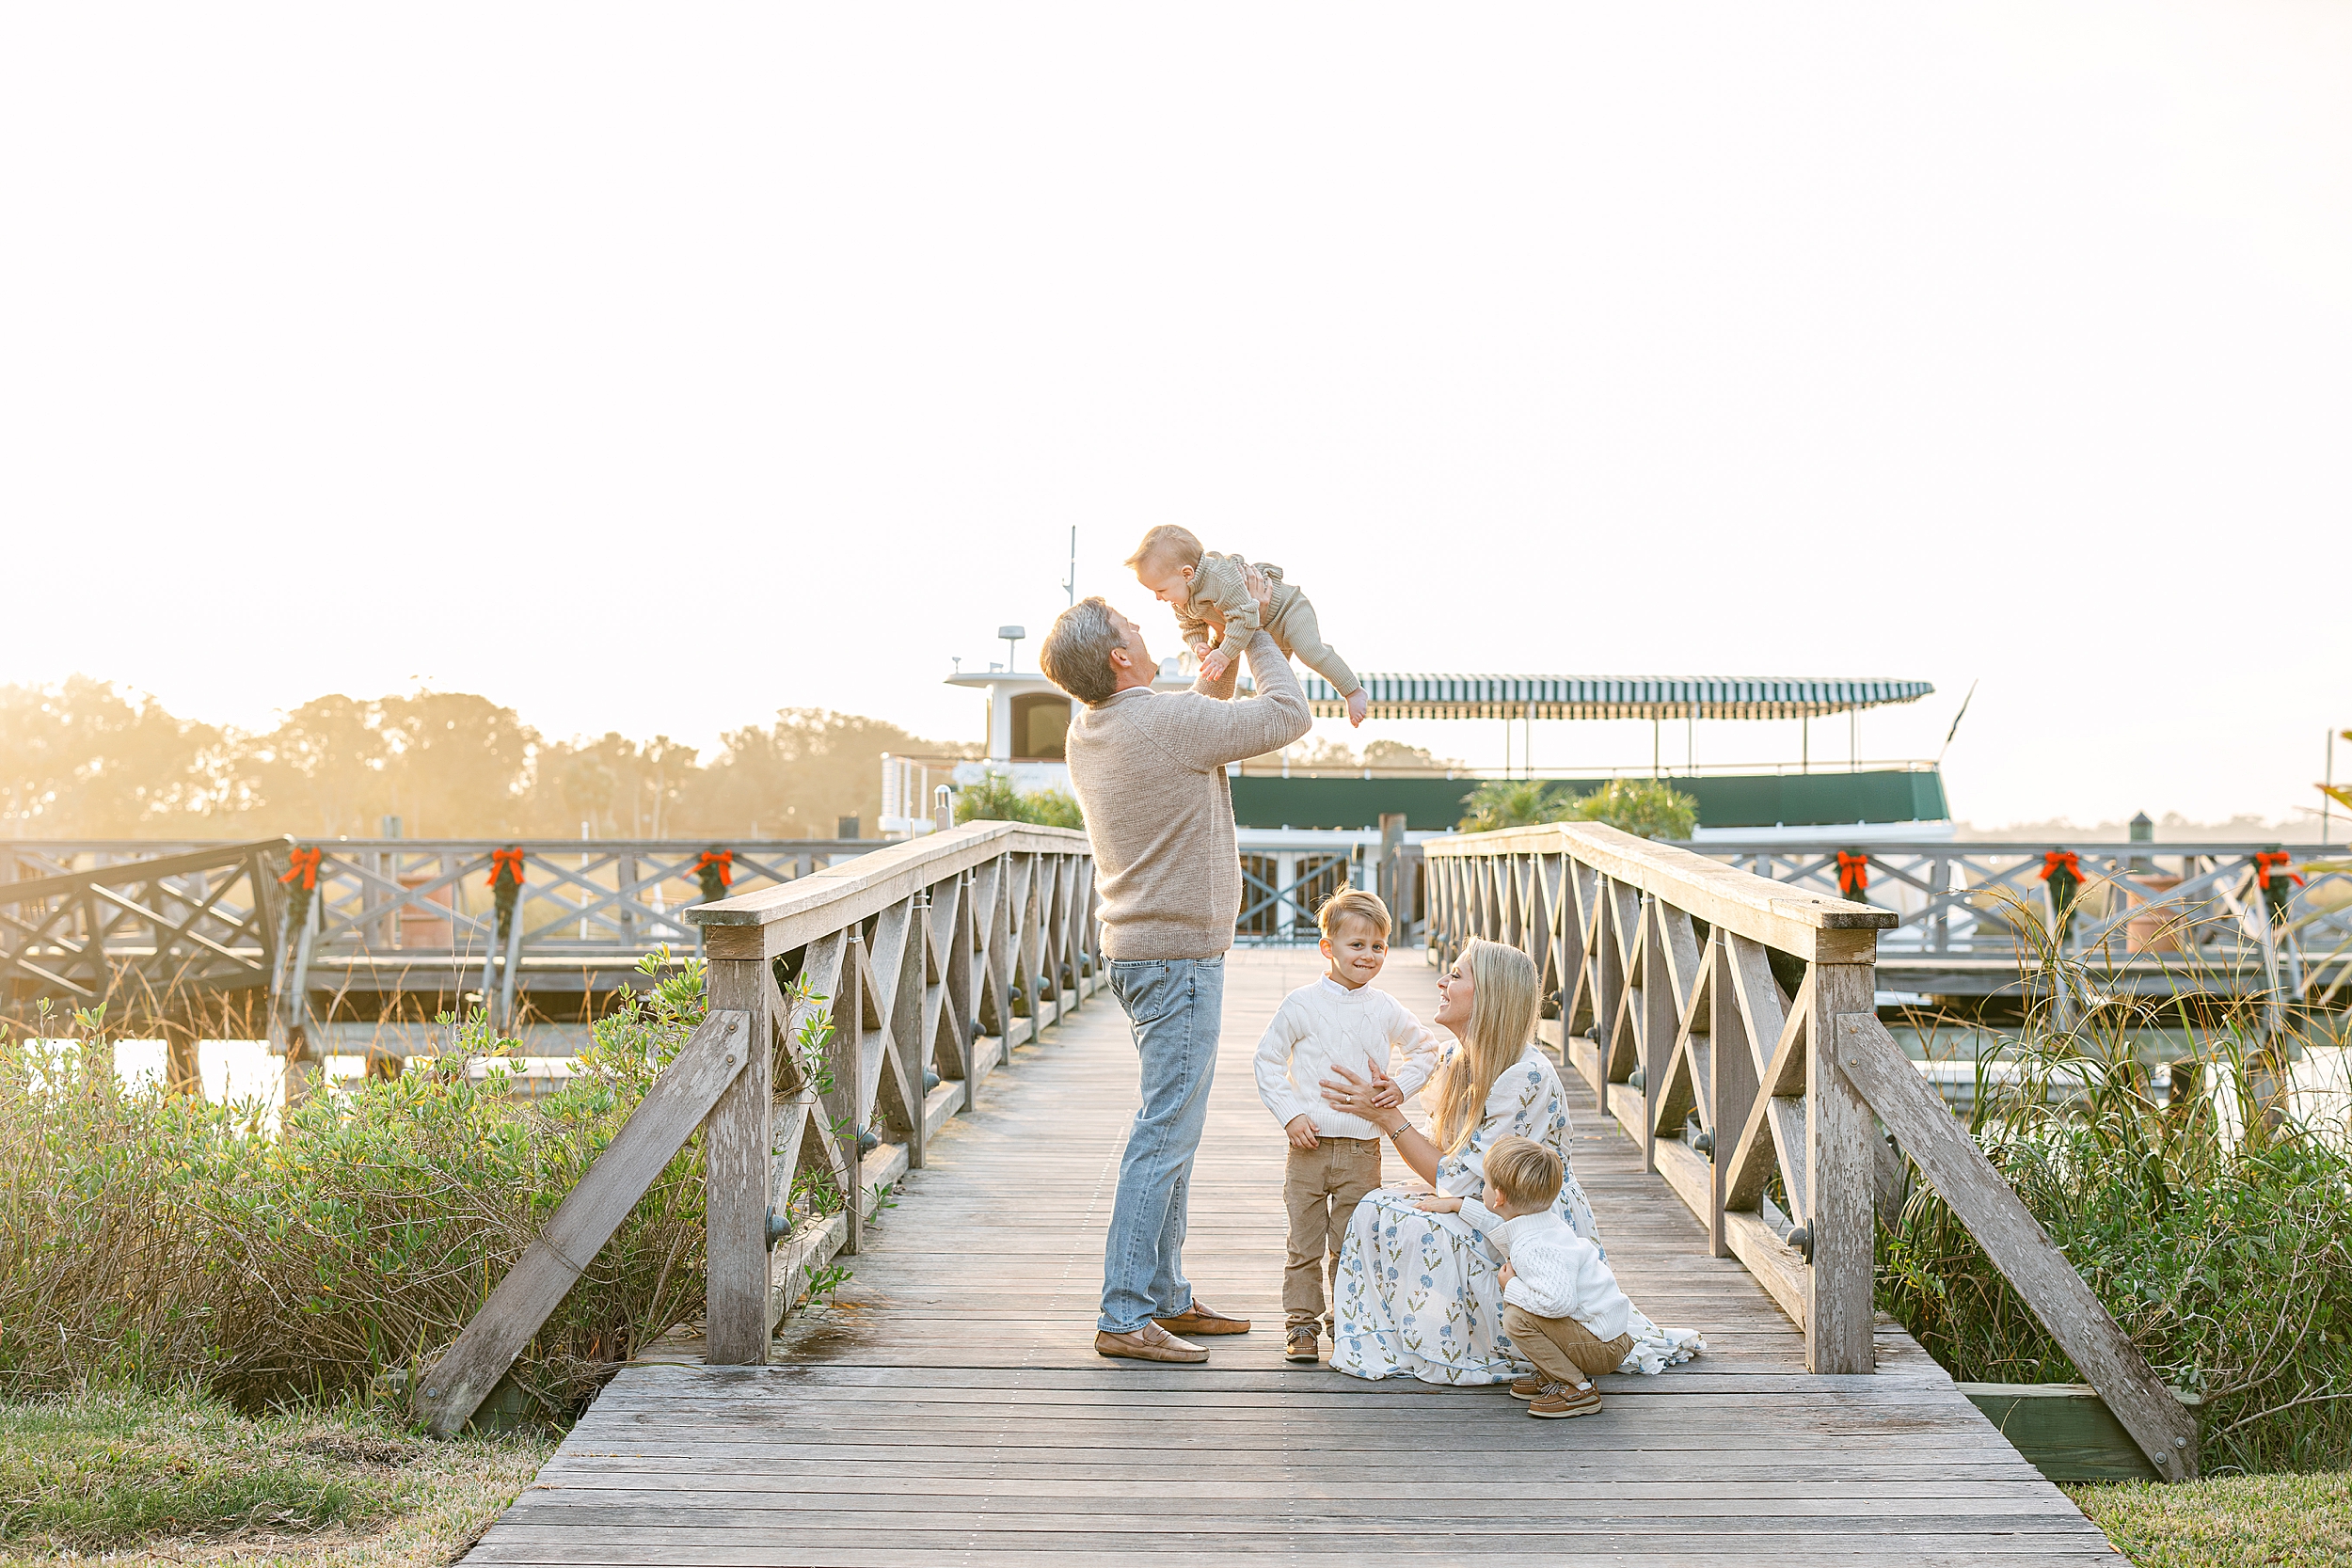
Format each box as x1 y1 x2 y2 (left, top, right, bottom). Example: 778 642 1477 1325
77 1037 2352 1149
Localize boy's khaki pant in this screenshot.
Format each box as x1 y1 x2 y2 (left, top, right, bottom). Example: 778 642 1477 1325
1502 1302 1634 1386
1284 1136 1380 1329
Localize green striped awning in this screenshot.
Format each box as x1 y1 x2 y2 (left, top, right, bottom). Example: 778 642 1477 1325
1298 674 1934 721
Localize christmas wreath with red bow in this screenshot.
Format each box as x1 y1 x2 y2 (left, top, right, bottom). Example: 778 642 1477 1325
694 847 734 904
1836 850 1870 904
278 846 324 927
486 847 527 942
2039 849 2089 936
2252 848 2303 926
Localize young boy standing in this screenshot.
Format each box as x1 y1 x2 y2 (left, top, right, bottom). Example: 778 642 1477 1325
1253 890 1441 1363
1421 1134 1635 1418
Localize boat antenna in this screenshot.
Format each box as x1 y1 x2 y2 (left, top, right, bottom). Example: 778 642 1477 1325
1062 526 1077 606
1936 679 1979 766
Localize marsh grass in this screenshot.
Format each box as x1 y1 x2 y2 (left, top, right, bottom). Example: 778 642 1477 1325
1877 895 2352 1472
0 1385 552 1564
0 950 718 1418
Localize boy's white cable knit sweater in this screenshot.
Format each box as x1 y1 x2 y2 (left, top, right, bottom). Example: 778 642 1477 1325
1252 976 1442 1141
1462 1197 1634 1340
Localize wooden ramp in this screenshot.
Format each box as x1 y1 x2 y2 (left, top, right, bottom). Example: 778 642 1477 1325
465 950 2123 1567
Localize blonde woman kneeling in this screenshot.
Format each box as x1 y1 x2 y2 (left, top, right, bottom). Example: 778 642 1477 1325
1318 939 1702 1386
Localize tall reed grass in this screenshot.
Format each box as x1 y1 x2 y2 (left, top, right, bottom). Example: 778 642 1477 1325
1876 899 2352 1473
0 951 717 1419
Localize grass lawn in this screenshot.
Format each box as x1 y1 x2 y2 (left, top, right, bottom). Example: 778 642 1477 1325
2068 1472 2352 1568
0 1388 555 1567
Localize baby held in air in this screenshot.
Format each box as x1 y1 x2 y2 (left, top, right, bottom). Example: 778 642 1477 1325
1125 524 1370 726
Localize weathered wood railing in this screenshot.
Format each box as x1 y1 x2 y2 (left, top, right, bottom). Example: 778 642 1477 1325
1426 822 2201 1480
1688 839 2351 997
0 839 290 1023
0 837 888 1045
414 821 1094 1434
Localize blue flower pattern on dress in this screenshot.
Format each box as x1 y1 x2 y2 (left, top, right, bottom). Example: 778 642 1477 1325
1329 1043 1702 1385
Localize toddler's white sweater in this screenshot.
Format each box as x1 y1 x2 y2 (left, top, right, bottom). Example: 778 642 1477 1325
1461 1198 1633 1341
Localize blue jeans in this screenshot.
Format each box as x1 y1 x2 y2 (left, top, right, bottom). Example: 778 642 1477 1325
1098 956 1224 1333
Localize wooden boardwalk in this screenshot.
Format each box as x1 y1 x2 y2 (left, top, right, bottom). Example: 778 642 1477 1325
467 950 2124 1567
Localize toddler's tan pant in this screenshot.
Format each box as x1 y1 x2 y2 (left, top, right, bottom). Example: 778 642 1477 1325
1283 1136 1380 1329
1264 589 1359 699
1502 1302 1635 1386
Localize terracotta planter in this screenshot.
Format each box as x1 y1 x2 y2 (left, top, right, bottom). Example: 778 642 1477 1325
2124 876 2183 954
398 873 454 949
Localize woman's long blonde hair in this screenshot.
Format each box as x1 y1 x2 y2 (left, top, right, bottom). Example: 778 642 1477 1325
1433 938 1540 1154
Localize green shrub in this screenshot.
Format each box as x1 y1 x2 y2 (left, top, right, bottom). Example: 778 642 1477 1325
1459 776 1698 838
955 773 1083 829
1876 910 2352 1473
0 952 718 1418
1458 780 1576 832
1021 787 1084 829
1567 777 1698 840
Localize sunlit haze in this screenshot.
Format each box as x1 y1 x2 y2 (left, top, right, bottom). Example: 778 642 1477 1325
5 4 2345 829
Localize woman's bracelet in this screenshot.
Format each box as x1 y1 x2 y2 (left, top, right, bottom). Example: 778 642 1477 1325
1383 1118 1413 1144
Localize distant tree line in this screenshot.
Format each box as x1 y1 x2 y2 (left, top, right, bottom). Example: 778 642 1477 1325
0 676 974 841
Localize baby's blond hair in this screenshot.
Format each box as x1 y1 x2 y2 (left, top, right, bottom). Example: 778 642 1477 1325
1125 524 1203 574
1317 888 1391 942
1484 1134 1564 1211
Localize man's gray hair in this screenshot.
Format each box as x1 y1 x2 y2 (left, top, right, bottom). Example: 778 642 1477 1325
1040 596 1125 705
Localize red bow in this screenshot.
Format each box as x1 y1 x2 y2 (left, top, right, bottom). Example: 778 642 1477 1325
2252 851 2304 890
2040 850 2085 883
486 847 527 889
695 849 734 888
278 846 323 891
1836 850 1869 895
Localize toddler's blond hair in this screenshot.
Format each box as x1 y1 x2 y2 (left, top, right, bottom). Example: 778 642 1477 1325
1317 888 1391 941
1484 1134 1564 1211
1125 524 1203 574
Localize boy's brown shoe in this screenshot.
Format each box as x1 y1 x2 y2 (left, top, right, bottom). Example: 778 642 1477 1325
1095 1323 1208 1363
1528 1381 1602 1419
1153 1301 1250 1336
1285 1327 1320 1363
1508 1372 1548 1401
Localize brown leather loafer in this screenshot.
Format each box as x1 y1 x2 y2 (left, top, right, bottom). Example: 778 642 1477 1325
1153 1301 1251 1336
1095 1323 1208 1363
1528 1381 1602 1418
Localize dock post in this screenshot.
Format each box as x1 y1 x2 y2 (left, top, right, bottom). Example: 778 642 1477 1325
705 935 775 1364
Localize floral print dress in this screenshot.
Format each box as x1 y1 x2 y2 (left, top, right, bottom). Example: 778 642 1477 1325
1330 1044 1704 1385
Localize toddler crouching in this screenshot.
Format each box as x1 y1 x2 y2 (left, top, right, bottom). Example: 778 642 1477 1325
1428 1134 1634 1418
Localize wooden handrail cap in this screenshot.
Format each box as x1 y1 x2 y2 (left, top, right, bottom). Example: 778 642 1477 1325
1424 820 1899 943
687 820 1089 928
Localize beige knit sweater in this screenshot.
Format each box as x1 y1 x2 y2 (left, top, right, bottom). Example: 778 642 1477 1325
1065 631 1312 959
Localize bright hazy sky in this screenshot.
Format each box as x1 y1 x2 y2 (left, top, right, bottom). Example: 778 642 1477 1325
5 5 2346 831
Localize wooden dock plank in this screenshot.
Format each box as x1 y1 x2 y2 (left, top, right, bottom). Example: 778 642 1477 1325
466 948 2122 1565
